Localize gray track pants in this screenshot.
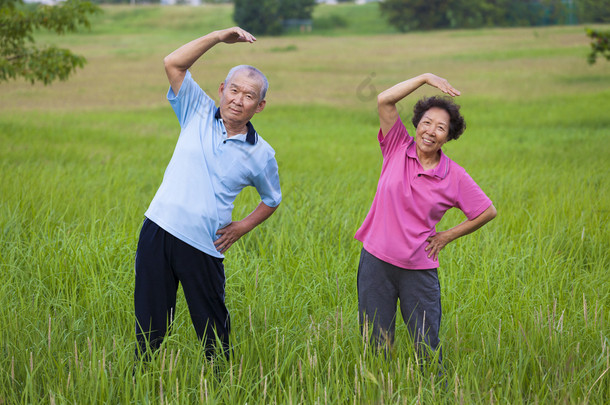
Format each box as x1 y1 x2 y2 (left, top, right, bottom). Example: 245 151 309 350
357 248 442 359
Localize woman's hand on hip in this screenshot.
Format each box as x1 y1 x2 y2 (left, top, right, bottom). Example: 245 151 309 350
425 231 452 261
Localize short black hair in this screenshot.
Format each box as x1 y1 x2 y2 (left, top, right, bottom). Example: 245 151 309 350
411 96 466 141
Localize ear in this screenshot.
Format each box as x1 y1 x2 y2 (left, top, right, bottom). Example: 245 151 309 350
255 99 266 114
218 82 225 98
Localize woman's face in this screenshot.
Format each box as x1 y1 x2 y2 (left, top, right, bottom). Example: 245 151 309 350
415 107 450 157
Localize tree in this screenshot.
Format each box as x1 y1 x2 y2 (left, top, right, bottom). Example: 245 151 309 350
0 0 100 85
379 0 451 32
233 0 316 36
379 0 584 32
233 0 282 36
578 0 610 23
279 0 315 20
586 29 610 64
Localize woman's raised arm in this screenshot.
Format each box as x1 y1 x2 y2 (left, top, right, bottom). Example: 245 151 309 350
377 73 461 138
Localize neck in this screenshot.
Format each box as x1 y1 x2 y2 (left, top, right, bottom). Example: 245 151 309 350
224 120 248 138
417 149 441 170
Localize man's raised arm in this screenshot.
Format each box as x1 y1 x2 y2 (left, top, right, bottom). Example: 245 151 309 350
163 27 257 95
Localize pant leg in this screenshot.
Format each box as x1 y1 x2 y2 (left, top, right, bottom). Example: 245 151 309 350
134 218 179 357
396 269 442 361
357 248 399 346
171 239 230 360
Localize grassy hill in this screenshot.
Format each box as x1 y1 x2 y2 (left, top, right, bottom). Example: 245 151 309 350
1 4 609 404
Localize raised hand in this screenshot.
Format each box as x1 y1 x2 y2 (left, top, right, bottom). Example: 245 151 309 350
424 73 461 97
218 27 257 44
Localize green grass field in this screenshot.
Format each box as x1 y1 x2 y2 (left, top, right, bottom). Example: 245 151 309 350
1 4 609 404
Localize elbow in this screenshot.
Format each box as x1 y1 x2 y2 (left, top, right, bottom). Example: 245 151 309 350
163 55 174 72
377 92 394 117
487 204 497 221
164 54 184 75
377 92 391 109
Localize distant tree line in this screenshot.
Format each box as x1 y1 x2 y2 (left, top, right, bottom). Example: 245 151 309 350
233 0 316 36
380 0 609 32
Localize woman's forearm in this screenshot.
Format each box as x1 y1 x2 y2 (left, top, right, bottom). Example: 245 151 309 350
425 204 497 260
377 73 460 137
444 204 497 243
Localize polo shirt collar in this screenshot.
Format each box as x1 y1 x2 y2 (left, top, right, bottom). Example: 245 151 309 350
406 140 449 179
215 107 258 145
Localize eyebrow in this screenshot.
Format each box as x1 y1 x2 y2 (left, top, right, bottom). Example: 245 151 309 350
229 83 258 97
422 114 448 127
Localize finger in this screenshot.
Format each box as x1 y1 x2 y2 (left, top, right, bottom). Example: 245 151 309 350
236 28 256 43
242 31 256 43
213 234 227 247
217 240 229 252
447 87 461 97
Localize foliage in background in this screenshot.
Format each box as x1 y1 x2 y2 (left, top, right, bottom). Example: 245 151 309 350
586 28 610 64
0 0 99 84
233 0 316 36
578 0 610 23
233 0 282 36
379 0 597 32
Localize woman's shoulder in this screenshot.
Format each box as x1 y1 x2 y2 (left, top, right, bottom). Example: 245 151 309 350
444 154 468 178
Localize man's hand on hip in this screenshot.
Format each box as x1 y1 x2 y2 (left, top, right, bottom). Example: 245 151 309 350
215 221 249 253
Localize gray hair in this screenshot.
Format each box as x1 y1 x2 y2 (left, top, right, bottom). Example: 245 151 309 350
224 65 269 101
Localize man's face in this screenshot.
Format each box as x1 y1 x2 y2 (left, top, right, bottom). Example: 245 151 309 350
218 69 266 125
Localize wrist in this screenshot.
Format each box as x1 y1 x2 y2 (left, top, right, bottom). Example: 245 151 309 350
237 219 253 234
210 30 224 44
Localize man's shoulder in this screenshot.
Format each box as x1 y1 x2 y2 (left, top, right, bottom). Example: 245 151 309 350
252 133 276 156
170 70 214 105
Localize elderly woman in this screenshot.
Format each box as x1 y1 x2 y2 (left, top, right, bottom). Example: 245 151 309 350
354 73 497 361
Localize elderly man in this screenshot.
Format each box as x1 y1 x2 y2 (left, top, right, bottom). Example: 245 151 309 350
135 27 281 359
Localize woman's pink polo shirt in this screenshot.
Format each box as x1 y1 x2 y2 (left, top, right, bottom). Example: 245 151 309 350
354 118 492 270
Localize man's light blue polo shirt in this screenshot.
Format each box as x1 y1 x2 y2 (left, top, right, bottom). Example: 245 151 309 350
145 70 282 258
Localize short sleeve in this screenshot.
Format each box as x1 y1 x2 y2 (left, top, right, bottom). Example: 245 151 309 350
379 117 413 159
167 70 215 128
252 157 282 207
456 171 493 220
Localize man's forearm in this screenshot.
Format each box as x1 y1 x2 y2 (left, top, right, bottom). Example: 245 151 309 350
164 31 222 94
240 202 278 233
163 27 256 95
214 201 278 253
